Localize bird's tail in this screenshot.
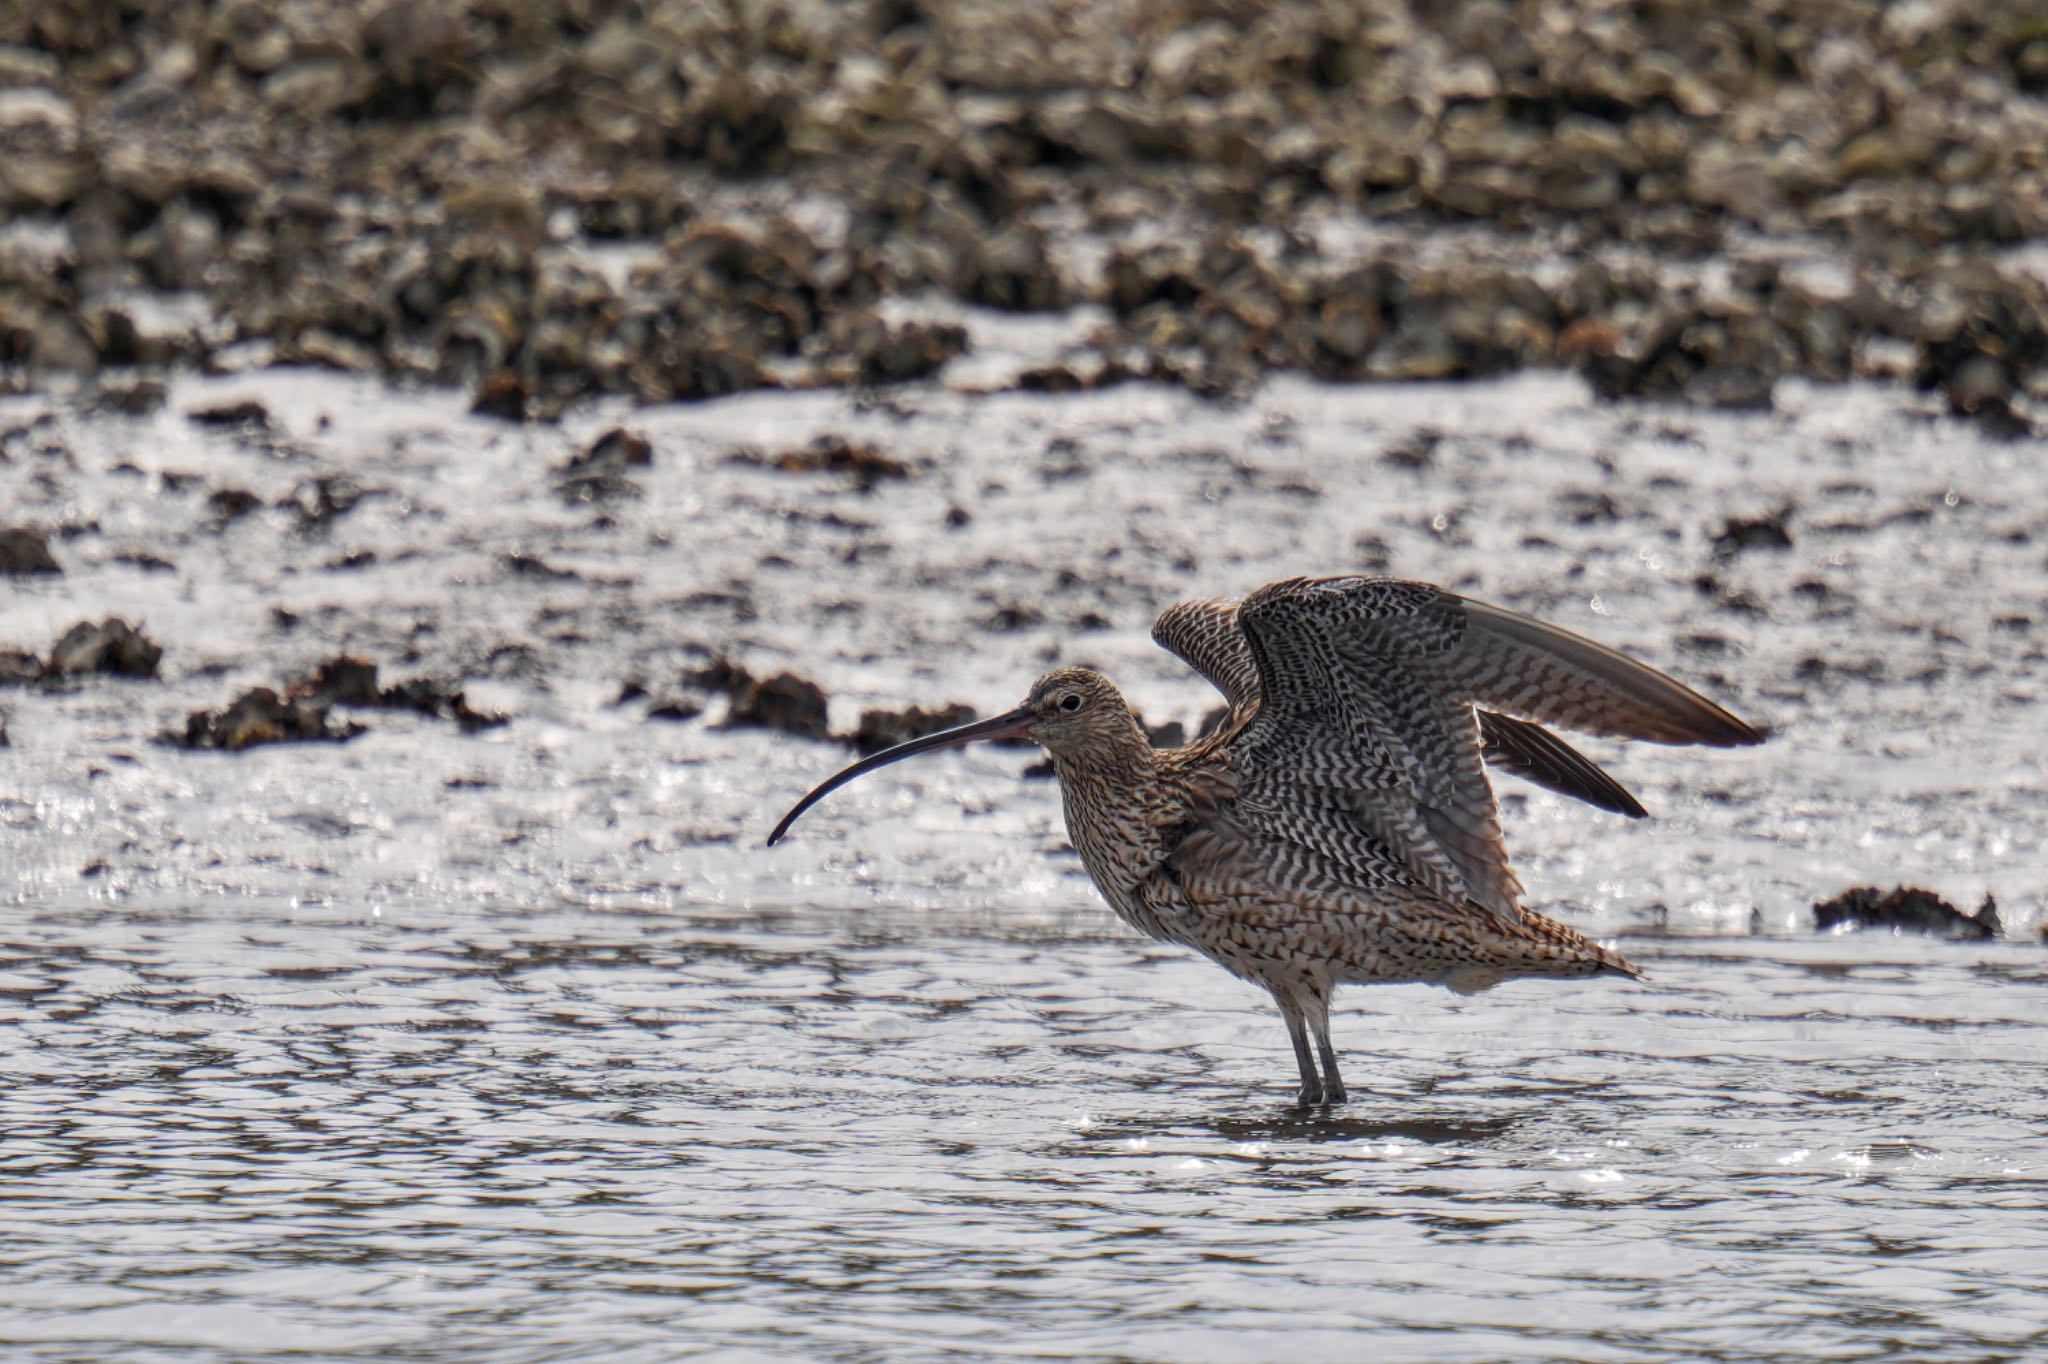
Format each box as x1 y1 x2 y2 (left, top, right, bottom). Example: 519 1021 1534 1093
1441 908 1644 993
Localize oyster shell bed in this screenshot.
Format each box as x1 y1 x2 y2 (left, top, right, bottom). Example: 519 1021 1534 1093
2 0 2046 420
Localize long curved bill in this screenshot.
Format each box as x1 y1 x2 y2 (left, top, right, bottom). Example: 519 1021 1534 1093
765 706 1036 846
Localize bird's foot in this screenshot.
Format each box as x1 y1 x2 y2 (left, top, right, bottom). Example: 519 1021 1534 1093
1323 1078 1348 1105
1294 1081 1326 1107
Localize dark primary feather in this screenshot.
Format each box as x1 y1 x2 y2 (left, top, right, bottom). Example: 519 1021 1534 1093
1477 712 1647 819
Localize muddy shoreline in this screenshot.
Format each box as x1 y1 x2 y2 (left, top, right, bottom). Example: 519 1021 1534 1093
4 1 2046 425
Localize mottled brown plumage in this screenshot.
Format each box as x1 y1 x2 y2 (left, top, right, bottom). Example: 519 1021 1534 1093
769 575 1764 1105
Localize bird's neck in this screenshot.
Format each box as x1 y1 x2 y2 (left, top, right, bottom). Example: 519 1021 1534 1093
1045 718 1154 779
1046 724 1169 899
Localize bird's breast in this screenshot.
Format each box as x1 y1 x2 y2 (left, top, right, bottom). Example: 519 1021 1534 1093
1051 771 1216 946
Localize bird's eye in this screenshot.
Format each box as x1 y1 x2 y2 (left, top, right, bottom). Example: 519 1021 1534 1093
1059 693 1082 713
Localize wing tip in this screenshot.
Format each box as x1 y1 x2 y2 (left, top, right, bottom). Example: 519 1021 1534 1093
1478 710 1651 819
1691 708 1770 748
1456 593 1770 750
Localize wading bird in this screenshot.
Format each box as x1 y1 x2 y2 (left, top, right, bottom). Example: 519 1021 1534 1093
768 576 1763 1105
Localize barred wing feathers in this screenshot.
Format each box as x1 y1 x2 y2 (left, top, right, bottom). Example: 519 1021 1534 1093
1151 592 1658 818
1227 577 1761 923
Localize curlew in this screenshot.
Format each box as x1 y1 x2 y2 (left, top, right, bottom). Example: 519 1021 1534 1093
768 576 1763 1105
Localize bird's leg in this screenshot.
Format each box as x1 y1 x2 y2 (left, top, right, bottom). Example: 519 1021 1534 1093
1281 1003 1324 1106
1304 986 1347 1105
1313 1023 1347 1106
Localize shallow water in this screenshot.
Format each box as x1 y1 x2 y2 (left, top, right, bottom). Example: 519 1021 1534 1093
3 367 2045 1357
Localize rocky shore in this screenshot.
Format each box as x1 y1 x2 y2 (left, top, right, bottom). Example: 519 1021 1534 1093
3 0 2044 424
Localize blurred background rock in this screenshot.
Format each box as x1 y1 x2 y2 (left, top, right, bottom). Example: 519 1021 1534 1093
1 0 2043 427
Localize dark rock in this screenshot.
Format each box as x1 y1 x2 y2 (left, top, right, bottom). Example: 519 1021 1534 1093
0 528 60 575
647 694 707 722
553 428 652 501
1557 490 1619 524
1795 654 1886 684
95 378 168 415
1381 430 1442 471
47 619 162 678
0 650 42 687
1955 395 2036 440
847 702 976 755
981 604 1044 632
285 655 506 731
1942 354 2037 437
1691 573 1771 616
1014 358 1137 393
616 677 709 721
555 472 643 505
847 317 969 385
297 655 381 706
503 553 579 581
374 676 509 732
1711 511 1795 559
734 435 911 490
186 400 274 431
209 488 263 521
561 428 653 475
470 372 531 422
173 687 365 751
683 656 756 697
1813 885 2001 940
726 671 830 740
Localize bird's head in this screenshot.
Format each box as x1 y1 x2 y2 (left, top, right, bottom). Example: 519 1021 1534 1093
765 667 1140 845
1018 667 1133 757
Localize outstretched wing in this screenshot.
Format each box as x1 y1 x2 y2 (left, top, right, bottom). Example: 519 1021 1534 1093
1152 598 1261 711
1229 576 1761 922
1153 595 1654 817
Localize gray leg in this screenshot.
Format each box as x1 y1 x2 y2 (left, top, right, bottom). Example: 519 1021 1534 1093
1303 986 1347 1105
1282 1004 1324 1106
1313 1024 1347 1105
